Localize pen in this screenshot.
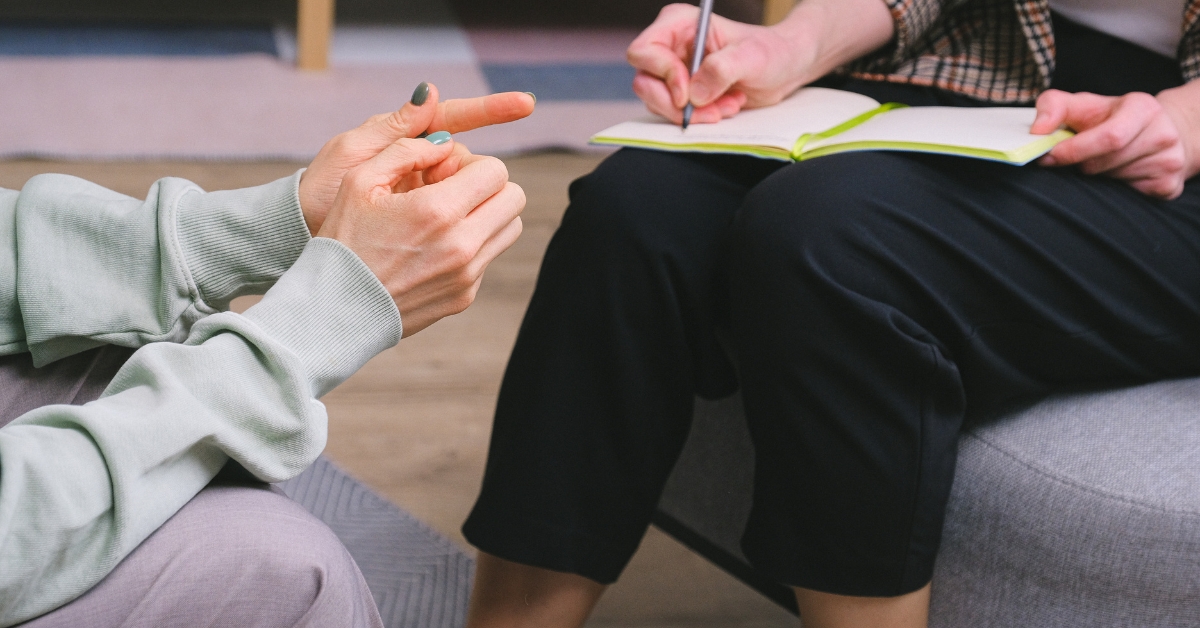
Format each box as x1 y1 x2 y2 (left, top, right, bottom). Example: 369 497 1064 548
681 0 715 130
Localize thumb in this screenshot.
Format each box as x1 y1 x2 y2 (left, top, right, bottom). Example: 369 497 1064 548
1031 89 1069 134
1033 90 1114 134
689 42 751 107
365 82 442 144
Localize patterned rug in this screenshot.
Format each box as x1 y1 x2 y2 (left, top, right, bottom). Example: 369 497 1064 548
280 456 474 628
0 20 647 159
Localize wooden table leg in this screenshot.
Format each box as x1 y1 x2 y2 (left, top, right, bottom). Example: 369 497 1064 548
761 0 796 25
297 0 336 70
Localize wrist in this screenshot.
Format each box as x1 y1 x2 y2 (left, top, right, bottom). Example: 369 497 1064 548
297 168 323 236
177 171 311 310
241 237 401 398
770 9 825 85
773 0 895 85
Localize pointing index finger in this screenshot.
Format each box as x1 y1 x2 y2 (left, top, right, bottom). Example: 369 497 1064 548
428 92 537 135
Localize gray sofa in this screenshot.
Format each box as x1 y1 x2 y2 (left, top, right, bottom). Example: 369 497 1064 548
655 380 1200 626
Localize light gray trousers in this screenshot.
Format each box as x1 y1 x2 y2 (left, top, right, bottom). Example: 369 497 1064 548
1 346 384 628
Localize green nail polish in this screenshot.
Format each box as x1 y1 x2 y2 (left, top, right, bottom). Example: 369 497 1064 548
524 91 537 104
425 131 452 145
411 82 430 105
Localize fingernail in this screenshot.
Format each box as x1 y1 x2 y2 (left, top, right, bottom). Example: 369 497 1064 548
1040 154 1057 166
425 131 452 145
410 82 430 105
524 91 537 104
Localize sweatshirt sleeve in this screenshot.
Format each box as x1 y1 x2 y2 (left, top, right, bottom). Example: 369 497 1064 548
1 170 311 365
0 237 402 627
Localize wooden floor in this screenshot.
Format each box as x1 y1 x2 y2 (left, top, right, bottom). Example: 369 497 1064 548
0 154 796 628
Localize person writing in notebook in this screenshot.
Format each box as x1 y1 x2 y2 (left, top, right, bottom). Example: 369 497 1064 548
460 1 1200 627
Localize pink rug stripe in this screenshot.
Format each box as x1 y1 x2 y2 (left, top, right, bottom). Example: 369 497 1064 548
0 56 639 160
466 28 640 64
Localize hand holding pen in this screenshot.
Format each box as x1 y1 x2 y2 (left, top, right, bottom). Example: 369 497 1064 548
626 2 820 127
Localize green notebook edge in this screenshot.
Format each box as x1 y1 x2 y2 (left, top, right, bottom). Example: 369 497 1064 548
590 101 1074 166
589 102 907 163
797 128 1074 164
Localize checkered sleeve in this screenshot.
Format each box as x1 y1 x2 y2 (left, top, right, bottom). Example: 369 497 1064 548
882 0 945 62
880 0 978 64
1181 1 1200 81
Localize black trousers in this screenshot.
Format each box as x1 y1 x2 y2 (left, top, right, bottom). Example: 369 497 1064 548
463 25 1200 596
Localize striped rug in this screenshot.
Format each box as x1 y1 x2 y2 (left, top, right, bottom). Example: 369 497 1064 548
0 22 647 159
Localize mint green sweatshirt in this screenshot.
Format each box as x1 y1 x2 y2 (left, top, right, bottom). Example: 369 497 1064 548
0 172 402 626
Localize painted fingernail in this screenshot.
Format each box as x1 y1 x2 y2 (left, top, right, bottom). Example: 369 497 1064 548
524 91 537 104
425 131 452 145
411 82 430 105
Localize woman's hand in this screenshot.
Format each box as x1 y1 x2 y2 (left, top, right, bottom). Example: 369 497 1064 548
316 136 524 337
627 4 796 124
1032 82 1200 200
299 83 535 234
625 0 893 125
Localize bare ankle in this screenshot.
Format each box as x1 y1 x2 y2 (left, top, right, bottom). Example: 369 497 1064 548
466 552 607 628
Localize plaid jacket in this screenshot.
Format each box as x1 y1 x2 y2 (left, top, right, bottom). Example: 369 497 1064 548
847 0 1200 103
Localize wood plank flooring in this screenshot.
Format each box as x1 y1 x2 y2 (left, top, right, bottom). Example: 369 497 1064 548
0 154 795 628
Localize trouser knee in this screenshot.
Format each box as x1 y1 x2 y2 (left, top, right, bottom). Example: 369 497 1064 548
19 484 382 628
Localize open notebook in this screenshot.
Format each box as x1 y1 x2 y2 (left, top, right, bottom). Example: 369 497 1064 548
591 87 1073 164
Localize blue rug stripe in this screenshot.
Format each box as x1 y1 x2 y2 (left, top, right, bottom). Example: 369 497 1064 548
0 24 277 56
482 63 638 101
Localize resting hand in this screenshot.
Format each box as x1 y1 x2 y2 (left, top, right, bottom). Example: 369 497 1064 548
1033 83 1200 200
626 0 894 125
299 83 535 233
317 136 525 337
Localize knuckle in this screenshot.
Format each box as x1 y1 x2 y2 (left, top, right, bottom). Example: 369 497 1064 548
450 291 475 314
1097 128 1125 152
1151 131 1177 152
382 111 410 134
476 157 510 190
705 55 735 81
662 3 691 18
427 204 459 230
1036 89 1062 105
1052 145 1077 163
456 265 479 289
446 242 476 269
1125 91 1160 111
1142 177 1172 198
362 112 389 127
502 181 527 208
341 166 372 191
1162 151 1186 173
328 133 353 154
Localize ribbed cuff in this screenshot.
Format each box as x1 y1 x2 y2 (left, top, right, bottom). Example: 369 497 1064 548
242 238 401 398
177 171 311 310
